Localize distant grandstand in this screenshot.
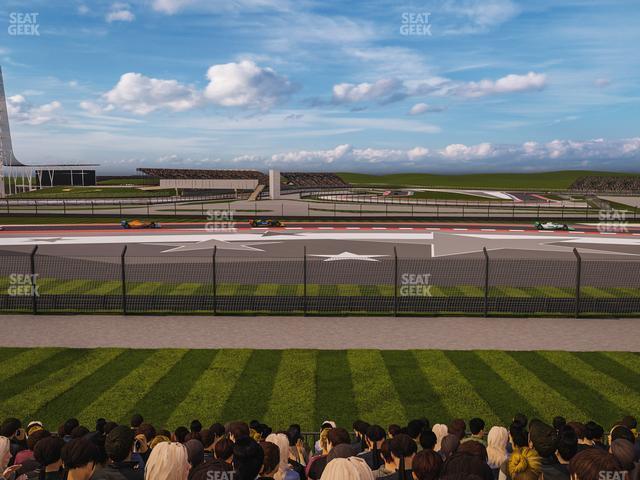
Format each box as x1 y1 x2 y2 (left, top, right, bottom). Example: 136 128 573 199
281 172 349 188
570 175 640 193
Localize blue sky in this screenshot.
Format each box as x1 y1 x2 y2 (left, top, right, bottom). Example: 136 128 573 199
1 0 639 173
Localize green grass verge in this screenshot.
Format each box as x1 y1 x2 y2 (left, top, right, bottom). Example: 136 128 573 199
10 187 177 199
338 171 640 190
1 348 639 432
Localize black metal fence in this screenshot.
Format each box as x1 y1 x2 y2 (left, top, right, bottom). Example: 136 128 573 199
1 248 638 316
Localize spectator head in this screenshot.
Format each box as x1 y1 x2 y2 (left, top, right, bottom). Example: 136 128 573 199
529 420 557 458
61 437 100 478
365 425 386 470
509 422 529 449
320 457 374 480
200 429 215 450
228 421 250 442
85 431 108 467
412 449 442 480
184 439 204 468
286 424 302 447
144 441 190 480
214 438 234 462
209 423 225 439
379 439 393 467
233 437 264 480
388 424 402 438
440 435 460 459
419 430 437 451
103 421 118 435
34 436 65 471
353 420 370 439
95 418 107 434
486 426 509 469
173 426 189 444
469 418 485 437
26 421 43 437
440 450 490 479
508 447 541 480
320 421 336 430
407 419 426 440
0 418 22 439
513 414 528 428
569 447 623 480
448 419 466 441
27 429 51 451
568 422 587 441
105 425 134 463
458 440 487 462
136 423 157 443
190 420 202 434
265 433 291 478
318 428 331 455
259 441 279 477
150 436 171 450
130 414 144 429
585 421 604 443
556 426 578 463
432 424 448 452
389 433 418 480
553 416 567 432
610 439 636 471
63 418 80 437
609 425 635 444
327 427 351 451
71 426 90 439
620 416 637 431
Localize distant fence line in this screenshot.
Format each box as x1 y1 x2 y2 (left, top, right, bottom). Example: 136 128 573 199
1 247 638 316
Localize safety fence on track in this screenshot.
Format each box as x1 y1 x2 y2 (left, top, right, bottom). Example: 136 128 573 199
1 248 638 316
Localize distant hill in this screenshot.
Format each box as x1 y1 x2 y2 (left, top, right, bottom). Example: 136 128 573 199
338 171 640 190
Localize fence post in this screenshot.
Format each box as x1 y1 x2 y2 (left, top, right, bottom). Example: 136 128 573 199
121 245 128 314
483 247 489 317
574 248 581 318
213 246 217 315
303 246 308 316
5 199 8 215
91 201 94 216
63 200 66 215
119 202 122 217
30 245 38 314
393 246 398 316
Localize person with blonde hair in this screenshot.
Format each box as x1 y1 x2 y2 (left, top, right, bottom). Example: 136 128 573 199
265 433 299 480
431 425 447 453
487 426 509 473
508 447 541 480
144 442 190 480
320 457 374 480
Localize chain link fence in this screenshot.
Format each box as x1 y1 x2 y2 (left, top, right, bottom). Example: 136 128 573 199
1 248 639 316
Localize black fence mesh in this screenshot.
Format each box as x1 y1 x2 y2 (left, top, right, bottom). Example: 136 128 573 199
0 251 638 316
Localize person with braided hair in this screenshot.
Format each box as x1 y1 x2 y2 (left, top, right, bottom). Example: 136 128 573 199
384 433 417 480
507 447 541 480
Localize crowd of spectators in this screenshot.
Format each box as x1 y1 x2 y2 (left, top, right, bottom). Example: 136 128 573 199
570 176 640 193
2 413 639 480
137 169 269 184
281 173 349 189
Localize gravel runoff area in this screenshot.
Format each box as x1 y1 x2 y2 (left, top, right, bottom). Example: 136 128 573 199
0 315 638 351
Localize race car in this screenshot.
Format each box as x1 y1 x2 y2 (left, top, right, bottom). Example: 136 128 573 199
534 221 574 231
120 219 160 229
249 218 282 227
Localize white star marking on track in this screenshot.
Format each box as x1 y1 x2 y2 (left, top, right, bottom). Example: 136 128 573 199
309 251 389 262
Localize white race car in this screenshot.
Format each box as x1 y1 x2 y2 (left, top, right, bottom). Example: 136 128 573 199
534 221 574 231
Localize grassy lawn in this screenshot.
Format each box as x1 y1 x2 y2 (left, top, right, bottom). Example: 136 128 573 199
97 178 159 186
0 347 638 432
10 187 177 199
338 171 640 190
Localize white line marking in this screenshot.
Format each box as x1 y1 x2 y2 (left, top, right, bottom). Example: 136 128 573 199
372 227 387 230
399 227 413 230
346 227 360 230
453 228 468 231
426 227 440 230
509 229 525 232
481 228 496 231
285 227 303 230
318 227 334 230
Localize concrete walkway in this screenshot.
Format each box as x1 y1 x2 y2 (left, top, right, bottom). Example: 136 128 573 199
0 315 638 351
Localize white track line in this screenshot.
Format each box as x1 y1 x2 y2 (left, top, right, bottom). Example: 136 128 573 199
318 227 334 230
426 227 440 230
285 227 303 230
346 227 360 230
453 228 468 231
399 227 413 230
372 227 387 230
481 228 496 231
509 229 525 232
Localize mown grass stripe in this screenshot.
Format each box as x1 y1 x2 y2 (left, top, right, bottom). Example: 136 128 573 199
85 281 121 295
264 350 317 430
413 351 496 424
219 350 283 424
348 350 407 427
165 350 252 428
78 349 186 425
170 283 203 296
540 352 640 425
0 348 59 382
34 349 155 427
315 350 358 429
43 280 93 295
381 351 447 423
124 349 219 427
508 352 623 425
574 352 640 396
602 352 640 374
475 351 587 422
0 349 122 422
0 349 86 401
444 351 536 425
581 287 616 298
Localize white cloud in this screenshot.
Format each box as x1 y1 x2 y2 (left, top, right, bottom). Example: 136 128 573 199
151 0 293 15
103 72 200 115
442 0 520 34
7 95 62 125
106 3 135 22
408 103 444 115
204 60 295 109
332 78 402 104
594 78 611 88
440 142 496 160
455 72 547 97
